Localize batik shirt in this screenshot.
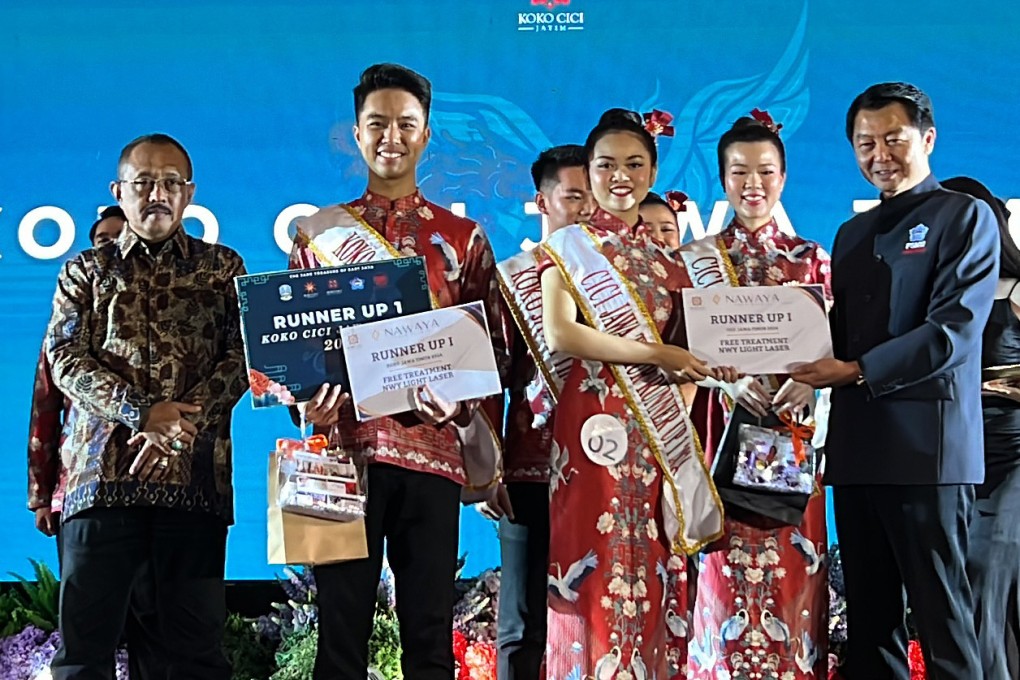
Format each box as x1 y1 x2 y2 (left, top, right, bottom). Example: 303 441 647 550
45 227 248 523
288 189 508 486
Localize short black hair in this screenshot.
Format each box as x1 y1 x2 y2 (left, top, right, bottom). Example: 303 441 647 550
584 108 658 166
639 192 677 218
354 63 432 124
845 82 934 142
118 133 193 180
531 144 587 192
717 116 786 184
942 176 1020 280
88 205 126 244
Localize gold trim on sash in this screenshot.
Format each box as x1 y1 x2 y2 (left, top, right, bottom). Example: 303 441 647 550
496 253 567 402
297 202 502 496
540 227 724 554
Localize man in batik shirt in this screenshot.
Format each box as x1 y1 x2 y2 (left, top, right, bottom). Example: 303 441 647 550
289 63 508 680
46 134 247 680
29 206 126 543
494 144 593 679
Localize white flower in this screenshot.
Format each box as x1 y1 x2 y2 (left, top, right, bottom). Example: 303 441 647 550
614 255 628 270
630 248 644 260
418 205 434 220
623 600 638 618
612 562 625 576
668 555 684 570
616 671 634 680
653 306 669 322
643 600 652 613
782 673 796 680
646 519 659 541
757 549 781 567
608 576 626 595
739 551 753 566
601 595 613 610
748 629 765 647
596 512 615 534
619 581 632 598
633 579 648 598
727 548 745 565
774 567 787 579
745 567 765 584
721 565 732 578
652 261 667 278
642 468 657 487
636 565 647 579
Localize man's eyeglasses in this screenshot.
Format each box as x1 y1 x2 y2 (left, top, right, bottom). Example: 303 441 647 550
116 177 192 195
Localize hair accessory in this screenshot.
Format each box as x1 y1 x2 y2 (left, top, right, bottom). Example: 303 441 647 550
643 109 675 138
665 190 689 212
750 108 783 135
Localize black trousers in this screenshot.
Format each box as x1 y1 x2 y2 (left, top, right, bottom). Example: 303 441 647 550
833 484 981 680
496 483 549 680
52 506 229 680
968 464 1020 680
313 463 461 680
55 522 158 680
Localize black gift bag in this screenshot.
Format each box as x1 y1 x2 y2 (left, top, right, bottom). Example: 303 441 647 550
709 403 817 530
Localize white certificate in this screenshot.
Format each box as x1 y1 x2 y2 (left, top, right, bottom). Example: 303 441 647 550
339 301 502 421
682 285 832 375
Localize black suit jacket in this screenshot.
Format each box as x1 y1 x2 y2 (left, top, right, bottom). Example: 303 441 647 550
825 175 999 485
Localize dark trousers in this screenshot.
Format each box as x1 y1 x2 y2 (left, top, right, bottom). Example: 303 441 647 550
833 485 981 680
52 506 229 680
56 523 158 680
968 465 1020 680
313 464 461 680
496 483 549 680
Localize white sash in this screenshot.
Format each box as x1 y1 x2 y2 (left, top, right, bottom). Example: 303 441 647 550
541 226 723 554
496 250 573 402
677 236 737 289
295 204 502 501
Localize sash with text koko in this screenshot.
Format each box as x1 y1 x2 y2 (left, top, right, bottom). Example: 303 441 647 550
538 225 723 555
295 204 502 502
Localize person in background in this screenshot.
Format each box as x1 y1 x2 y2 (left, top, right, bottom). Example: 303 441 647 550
47 133 248 679
639 191 681 249
492 144 593 679
793 82 997 679
942 175 1020 680
29 206 126 547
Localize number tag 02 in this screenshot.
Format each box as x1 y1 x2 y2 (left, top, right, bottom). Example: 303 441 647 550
580 414 628 467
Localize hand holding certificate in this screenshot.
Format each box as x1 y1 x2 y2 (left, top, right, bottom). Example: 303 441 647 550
340 301 502 420
683 285 833 375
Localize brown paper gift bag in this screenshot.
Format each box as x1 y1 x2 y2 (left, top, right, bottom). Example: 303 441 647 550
266 453 369 565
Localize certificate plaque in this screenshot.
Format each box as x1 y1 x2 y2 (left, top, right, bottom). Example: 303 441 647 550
682 285 832 375
235 257 431 408
339 301 502 420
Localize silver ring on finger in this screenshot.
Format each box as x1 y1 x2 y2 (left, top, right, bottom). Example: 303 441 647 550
157 456 169 469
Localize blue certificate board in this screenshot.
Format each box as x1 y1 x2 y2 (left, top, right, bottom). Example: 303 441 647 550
235 257 431 407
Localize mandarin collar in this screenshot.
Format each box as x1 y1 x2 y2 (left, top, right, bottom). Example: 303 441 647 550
589 207 643 237
360 188 425 214
728 218 781 247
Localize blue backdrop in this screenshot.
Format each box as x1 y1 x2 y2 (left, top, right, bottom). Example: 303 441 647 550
2 0 1018 580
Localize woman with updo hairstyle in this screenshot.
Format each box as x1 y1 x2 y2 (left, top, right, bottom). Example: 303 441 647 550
524 108 736 677
681 112 831 678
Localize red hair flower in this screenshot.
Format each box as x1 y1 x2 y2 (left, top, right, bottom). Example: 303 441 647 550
751 108 783 135
665 190 689 212
643 109 675 138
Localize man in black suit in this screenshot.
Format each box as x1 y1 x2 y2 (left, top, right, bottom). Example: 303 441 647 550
792 82 999 679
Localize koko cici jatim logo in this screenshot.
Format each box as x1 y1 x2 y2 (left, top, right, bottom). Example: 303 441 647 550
518 0 583 32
